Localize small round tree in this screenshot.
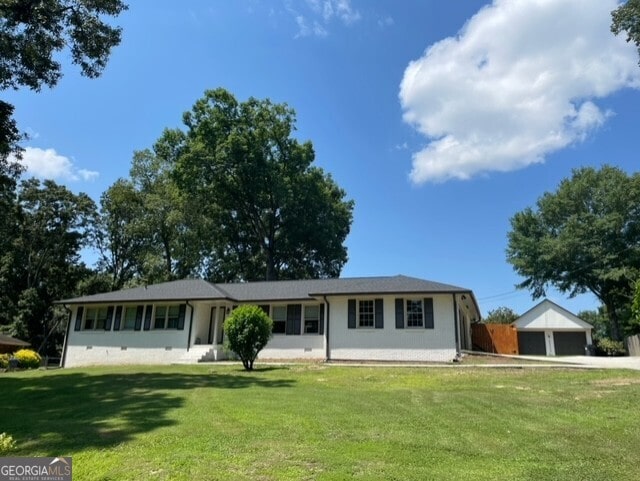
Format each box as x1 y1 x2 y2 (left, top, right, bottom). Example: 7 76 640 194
224 305 273 371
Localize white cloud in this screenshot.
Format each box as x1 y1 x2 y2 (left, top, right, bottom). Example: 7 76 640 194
399 0 640 184
377 15 394 29
295 15 328 38
290 0 360 37
17 147 99 182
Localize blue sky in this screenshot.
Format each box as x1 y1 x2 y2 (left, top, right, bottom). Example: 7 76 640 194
5 0 640 317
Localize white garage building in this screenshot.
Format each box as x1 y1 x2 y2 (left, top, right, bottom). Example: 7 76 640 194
513 299 593 356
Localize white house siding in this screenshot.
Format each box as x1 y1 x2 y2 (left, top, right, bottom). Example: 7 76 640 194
64 304 193 367
259 335 325 360
327 294 458 362
252 301 326 359
191 302 213 346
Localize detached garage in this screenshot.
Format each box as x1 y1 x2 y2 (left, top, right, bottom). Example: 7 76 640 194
513 299 593 356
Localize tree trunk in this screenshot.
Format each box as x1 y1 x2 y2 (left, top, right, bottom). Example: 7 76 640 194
605 301 622 341
265 243 276 281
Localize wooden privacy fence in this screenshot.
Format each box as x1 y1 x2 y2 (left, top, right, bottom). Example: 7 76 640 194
625 334 640 356
471 323 519 355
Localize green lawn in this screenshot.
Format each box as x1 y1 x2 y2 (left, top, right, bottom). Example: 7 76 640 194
2 364 640 481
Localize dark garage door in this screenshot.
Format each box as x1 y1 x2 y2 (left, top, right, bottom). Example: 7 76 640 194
518 331 546 355
553 331 587 356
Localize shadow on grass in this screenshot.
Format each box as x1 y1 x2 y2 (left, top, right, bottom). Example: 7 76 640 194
0 368 295 456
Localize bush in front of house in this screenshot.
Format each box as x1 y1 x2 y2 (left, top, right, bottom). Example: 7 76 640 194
594 338 626 357
0 433 16 454
13 349 41 369
224 305 273 371
0 353 9 369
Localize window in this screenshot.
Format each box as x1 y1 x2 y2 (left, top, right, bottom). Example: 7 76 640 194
358 300 374 328
304 305 320 334
272 306 286 334
153 305 181 329
167 306 180 329
154 306 167 329
84 307 109 330
406 299 424 327
123 307 137 330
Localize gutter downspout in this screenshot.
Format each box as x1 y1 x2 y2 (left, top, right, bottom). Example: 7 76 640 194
60 305 72 368
186 300 194 352
453 294 460 354
323 295 330 361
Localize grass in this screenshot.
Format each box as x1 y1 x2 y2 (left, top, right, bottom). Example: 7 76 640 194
1 364 640 480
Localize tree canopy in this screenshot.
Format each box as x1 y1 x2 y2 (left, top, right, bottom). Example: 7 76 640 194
0 179 96 354
612 0 640 65
96 89 354 286
507 165 640 341
0 0 127 168
0 0 128 91
171 88 354 282
483 307 519 324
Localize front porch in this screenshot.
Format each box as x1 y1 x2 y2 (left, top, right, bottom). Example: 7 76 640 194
187 302 231 360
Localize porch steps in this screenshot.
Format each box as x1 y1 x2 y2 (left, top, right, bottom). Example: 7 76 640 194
177 345 226 363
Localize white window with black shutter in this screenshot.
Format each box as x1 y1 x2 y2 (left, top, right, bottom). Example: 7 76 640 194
153 305 181 329
348 299 384 329
395 298 434 329
120 306 139 330
83 306 112 331
271 306 287 334
286 304 302 335
304 305 320 334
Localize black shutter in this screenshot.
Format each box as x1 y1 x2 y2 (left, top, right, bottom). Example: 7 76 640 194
319 304 325 335
74 306 84 331
395 298 404 329
374 298 384 329
286 304 302 335
105 306 114 331
143 305 153 330
113 306 122 331
424 298 434 329
134 305 144 331
258 304 269 315
347 299 356 329
177 304 187 330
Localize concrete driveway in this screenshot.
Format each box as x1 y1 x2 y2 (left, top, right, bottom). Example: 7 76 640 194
516 355 640 370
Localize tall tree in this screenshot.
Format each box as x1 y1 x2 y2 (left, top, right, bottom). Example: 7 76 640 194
0 0 127 157
96 178 146 290
175 88 354 281
0 0 127 91
612 0 640 65
97 132 205 286
507 166 640 341
0 102 23 305
129 139 205 283
577 306 612 340
2 179 96 354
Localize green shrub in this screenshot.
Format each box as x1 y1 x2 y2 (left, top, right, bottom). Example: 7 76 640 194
0 353 9 369
224 305 273 371
0 433 16 454
595 338 626 357
13 349 41 369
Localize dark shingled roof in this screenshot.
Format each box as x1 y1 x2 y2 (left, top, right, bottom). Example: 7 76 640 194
221 275 471 302
58 275 476 305
57 279 228 304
